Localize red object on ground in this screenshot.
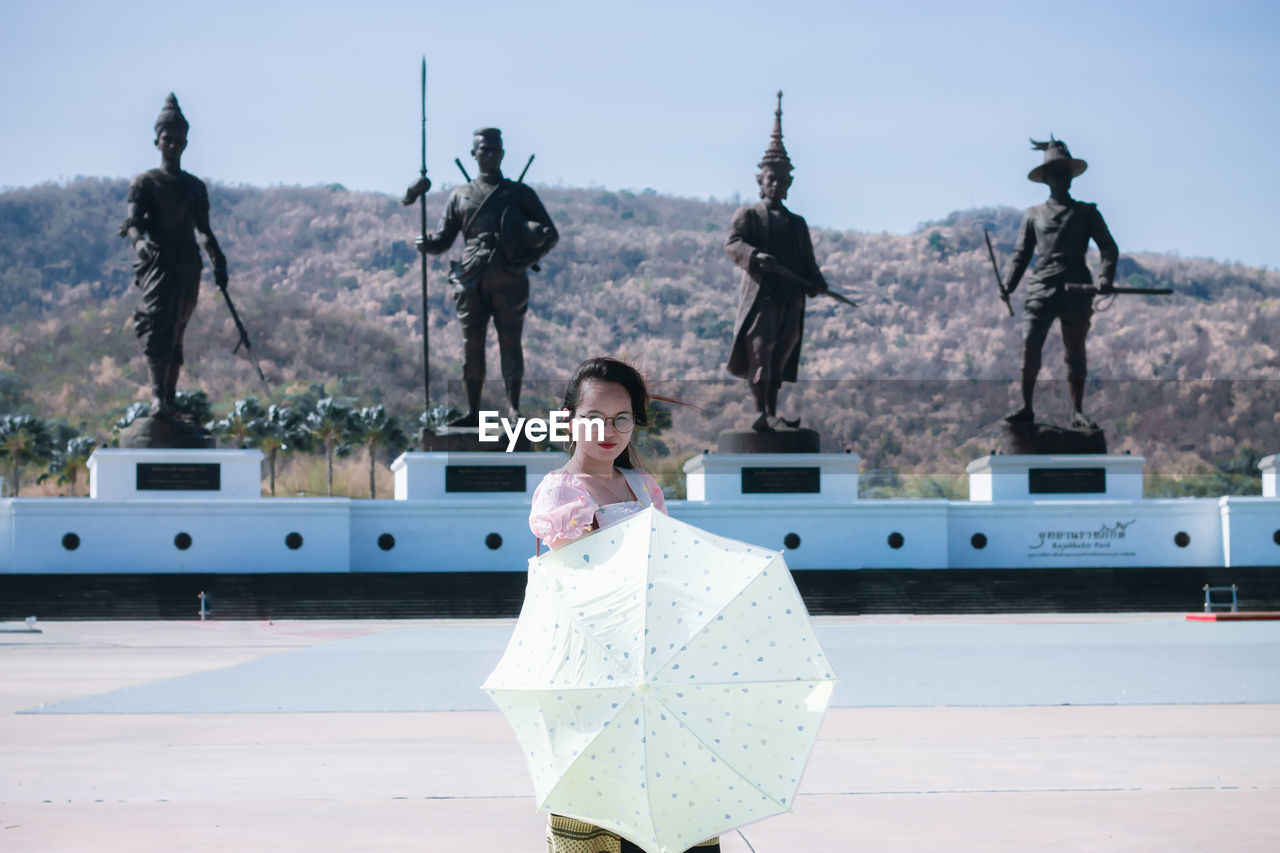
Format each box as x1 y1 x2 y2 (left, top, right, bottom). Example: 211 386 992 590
1185 612 1280 622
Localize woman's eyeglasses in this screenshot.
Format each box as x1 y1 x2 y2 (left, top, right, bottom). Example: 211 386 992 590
577 412 635 433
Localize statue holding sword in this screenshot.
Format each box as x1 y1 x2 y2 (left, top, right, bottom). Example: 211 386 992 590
725 92 856 433
117 94 270 447
119 94 229 423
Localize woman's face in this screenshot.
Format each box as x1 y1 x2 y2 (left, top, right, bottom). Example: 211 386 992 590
571 379 635 468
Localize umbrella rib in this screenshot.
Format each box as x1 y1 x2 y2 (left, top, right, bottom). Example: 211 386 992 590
559 606 643 685
642 563 777 681
643 689 791 815
537 689 645 810
535 563 644 685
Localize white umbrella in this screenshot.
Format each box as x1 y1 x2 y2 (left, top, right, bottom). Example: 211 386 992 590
483 506 837 853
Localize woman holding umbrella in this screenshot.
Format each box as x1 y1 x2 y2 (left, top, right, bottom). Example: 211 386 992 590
529 356 720 853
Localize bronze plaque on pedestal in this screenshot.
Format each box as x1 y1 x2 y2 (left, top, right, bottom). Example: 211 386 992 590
445 465 526 493
136 462 221 491
1028 467 1106 494
741 466 820 494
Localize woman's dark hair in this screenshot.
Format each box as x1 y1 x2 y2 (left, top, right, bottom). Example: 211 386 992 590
562 357 656 470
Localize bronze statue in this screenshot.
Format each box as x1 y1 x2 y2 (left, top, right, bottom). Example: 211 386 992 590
119 93 228 419
415 127 558 426
725 92 829 432
1001 137 1117 429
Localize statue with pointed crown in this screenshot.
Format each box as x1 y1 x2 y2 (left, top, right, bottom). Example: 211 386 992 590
723 92 829 443
1000 135 1118 434
117 93 227 447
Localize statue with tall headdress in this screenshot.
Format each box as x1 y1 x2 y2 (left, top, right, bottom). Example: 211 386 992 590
119 93 227 445
724 92 829 436
1000 136 1118 432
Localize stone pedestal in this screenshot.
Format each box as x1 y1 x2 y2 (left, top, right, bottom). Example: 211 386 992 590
88 449 264 500
1261 454 1277 498
117 416 215 449
1218 494 1280 567
1000 421 1106 454
391 451 565 501
716 428 821 454
683 452 860 503
966 454 1144 502
419 427 532 452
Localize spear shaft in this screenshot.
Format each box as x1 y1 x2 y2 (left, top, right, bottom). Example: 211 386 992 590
417 57 430 415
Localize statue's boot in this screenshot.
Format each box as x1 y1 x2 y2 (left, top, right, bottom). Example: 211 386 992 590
503 378 522 420
750 382 772 431
148 362 172 418
1005 368 1039 423
1067 379 1095 429
767 382 800 428
165 362 182 416
1070 410 1098 430
765 414 797 431
447 380 484 428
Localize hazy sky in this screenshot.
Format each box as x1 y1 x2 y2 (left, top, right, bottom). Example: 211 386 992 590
3 0 1278 268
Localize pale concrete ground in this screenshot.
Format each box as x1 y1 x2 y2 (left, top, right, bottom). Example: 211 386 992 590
1 616 1278 852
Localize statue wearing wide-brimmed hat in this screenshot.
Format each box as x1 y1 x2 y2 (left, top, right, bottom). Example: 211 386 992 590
724 92 829 435
1000 135 1118 431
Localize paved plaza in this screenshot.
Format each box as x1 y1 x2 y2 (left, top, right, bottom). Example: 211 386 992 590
2 614 1278 851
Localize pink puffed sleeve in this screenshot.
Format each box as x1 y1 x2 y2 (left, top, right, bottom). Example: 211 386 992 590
529 470 598 549
637 470 668 515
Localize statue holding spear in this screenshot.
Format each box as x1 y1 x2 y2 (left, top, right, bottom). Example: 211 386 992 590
412 123 558 427
401 57 434 431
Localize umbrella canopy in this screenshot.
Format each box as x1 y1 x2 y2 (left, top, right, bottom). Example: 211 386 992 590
483 507 837 853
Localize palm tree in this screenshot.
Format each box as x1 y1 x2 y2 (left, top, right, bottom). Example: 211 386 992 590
173 389 213 424
40 435 98 496
419 403 464 432
210 397 266 448
349 405 409 499
305 398 354 497
254 405 310 497
0 415 58 496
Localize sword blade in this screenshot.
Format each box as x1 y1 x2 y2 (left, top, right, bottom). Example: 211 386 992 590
219 285 276 403
773 264 858 308
984 227 1014 317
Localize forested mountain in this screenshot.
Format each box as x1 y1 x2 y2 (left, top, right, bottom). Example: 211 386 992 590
2 178 1276 496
